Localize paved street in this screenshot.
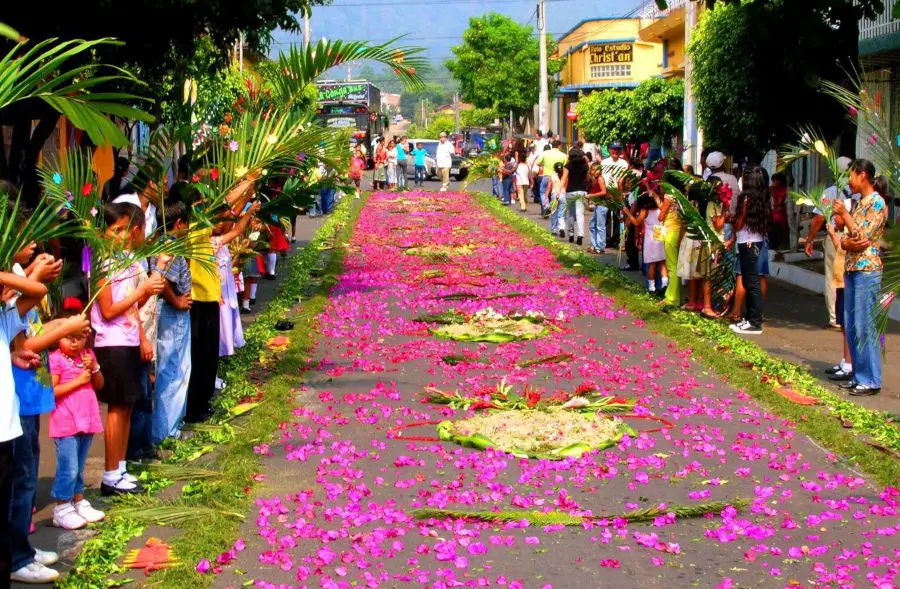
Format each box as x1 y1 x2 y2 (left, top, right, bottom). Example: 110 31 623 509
213 191 899 588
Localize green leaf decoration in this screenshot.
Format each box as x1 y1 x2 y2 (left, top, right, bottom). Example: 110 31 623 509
410 498 751 526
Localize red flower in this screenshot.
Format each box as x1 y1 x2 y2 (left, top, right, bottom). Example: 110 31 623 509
210 168 220 181
192 174 201 183
81 183 93 196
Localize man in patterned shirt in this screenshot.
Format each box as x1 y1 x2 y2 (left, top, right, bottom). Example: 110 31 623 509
832 159 887 396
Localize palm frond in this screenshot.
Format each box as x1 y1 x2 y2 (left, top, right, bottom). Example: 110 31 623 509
0 186 83 270
660 181 723 247
0 37 153 147
135 463 224 482
410 499 750 526
113 498 244 526
268 38 429 108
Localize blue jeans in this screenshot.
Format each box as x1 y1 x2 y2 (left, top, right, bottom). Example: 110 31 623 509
501 175 514 205
550 196 564 233
414 165 426 186
127 363 152 459
309 191 323 217
321 187 336 214
539 176 550 211
589 205 608 250
491 176 500 197
738 241 764 329
845 271 882 388
10 415 38 570
52 434 93 501
153 302 192 444
397 161 407 188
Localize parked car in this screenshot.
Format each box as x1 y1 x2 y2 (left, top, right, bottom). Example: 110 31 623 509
407 139 469 181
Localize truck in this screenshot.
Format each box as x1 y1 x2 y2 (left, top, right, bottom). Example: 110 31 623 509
314 81 388 167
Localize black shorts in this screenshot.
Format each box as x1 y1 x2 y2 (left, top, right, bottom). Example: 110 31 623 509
94 346 142 405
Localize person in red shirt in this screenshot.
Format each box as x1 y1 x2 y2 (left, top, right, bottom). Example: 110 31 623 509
769 172 789 250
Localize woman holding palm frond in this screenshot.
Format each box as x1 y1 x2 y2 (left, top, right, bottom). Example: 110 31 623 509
832 159 887 397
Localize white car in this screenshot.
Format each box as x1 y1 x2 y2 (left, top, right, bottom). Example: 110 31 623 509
407 139 438 179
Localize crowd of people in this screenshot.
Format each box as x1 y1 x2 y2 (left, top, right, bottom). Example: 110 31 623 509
492 132 888 398
368 132 457 192
0 156 307 584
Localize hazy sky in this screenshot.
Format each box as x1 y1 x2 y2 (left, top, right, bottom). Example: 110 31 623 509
271 0 647 74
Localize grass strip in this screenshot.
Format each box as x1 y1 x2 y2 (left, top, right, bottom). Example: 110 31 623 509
58 194 365 589
474 191 900 487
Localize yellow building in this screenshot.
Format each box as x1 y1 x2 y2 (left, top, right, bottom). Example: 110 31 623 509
638 1 687 79
552 17 662 143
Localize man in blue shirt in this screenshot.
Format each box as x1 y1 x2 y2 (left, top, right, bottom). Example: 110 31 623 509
411 143 428 187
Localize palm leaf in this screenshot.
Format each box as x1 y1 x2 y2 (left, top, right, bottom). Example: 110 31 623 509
410 499 750 526
0 37 153 147
268 38 429 109
0 185 83 271
113 498 244 526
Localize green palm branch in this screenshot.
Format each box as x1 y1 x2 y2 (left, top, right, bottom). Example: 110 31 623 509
267 38 429 109
0 185 85 271
38 149 206 299
410 499 750 526
113 496 244 526
0 37 153 148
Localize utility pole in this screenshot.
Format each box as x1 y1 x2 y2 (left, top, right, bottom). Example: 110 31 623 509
304 14 311 48
537 0 549 135
683 0 700 170
454 92 460 133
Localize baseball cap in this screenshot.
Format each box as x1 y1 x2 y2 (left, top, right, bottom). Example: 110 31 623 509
609 141 624 151
706 151 726 169
439 132 447 138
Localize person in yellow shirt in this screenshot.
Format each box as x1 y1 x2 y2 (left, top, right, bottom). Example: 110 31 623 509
185 172 257 423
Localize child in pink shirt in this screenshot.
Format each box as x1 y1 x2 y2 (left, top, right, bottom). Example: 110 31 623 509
48 309 106 530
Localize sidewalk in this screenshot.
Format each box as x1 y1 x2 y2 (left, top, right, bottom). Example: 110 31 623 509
468 179 899 416
14 214 325 588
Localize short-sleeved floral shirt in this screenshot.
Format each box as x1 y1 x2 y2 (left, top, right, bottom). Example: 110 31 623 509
845 192 887 273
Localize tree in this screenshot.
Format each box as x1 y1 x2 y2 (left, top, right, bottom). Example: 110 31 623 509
576 91 637 146
407 115 456 139
446 13 564 130
461 107 500 128
400 83 452 120
575 78 683 146
630 78 684 146
688 0 875 158
1 0 328 201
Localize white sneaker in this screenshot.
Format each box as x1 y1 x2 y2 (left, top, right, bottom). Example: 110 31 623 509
74 499 106 523
121 471 138 484
10 561 60 584
53 502 87 530
730 321 762 335
33 548 59 566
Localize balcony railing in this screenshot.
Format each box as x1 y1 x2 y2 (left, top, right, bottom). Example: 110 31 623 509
641 0 686 20
859 1 900 40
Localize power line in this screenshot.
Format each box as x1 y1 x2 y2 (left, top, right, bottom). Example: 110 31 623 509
321 0 574 5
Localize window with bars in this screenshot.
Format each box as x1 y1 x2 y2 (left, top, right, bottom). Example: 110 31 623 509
589 64 631 79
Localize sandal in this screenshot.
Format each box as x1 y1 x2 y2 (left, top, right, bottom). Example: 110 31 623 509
700 308 718 320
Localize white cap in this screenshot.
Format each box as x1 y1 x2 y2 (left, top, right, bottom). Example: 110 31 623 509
706 151 725 169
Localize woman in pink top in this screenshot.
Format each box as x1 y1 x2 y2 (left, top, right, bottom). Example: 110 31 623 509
48 311 106 530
